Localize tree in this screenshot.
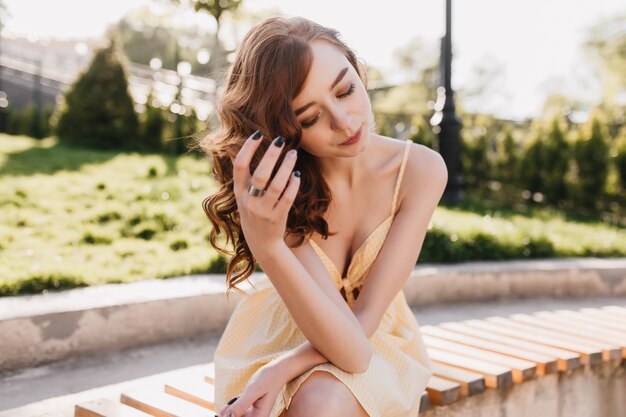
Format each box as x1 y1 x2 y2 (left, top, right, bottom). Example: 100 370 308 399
572 112 610 209
494 128 519 185
54 40 140 150
541 118 570 205
170 0 243 78
614 126 626 192
518 126 545 195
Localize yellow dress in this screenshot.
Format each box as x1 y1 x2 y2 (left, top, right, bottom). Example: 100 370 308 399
213 139 434 417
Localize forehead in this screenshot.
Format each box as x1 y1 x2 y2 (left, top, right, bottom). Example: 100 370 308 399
293 40 351 102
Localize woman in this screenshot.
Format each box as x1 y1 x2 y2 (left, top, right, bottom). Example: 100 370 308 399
200 16 447 417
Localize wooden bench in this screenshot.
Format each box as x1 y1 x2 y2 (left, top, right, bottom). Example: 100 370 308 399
74 305 626 416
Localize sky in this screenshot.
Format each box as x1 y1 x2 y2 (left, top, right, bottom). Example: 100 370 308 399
3 0 624 120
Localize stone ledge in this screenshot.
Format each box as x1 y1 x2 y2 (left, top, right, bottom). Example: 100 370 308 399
1 257 625 373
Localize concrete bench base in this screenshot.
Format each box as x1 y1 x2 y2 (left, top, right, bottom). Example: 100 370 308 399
422 360 625 417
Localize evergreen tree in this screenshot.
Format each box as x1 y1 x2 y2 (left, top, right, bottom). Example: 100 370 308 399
518 128 544 194
140 93 164 152
461 133 491 186
572 114 610 209
541 118 570 205
615 127 626 192
495 128 518 184
54 40 140 150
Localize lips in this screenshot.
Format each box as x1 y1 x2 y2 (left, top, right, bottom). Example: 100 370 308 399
341 126 362 145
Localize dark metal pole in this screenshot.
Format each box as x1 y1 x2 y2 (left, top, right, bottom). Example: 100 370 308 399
430 0 465 204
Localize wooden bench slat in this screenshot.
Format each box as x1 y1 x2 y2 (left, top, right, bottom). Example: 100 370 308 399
422 325 557 376
120 387 216 417
164 378 216 410
580 308 623 325
426 376 462 405
202 363 215 385
490 316 622 361
571 309 626 331
531 311 626 355
600 306 626 316
75 398 153 417
466 318 602 365
423 334 536 383
427 347 513 389
430 363 485 397
439 321 579 371
550 310 626 335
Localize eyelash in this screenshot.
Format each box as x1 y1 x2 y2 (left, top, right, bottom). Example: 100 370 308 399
301 83 356 128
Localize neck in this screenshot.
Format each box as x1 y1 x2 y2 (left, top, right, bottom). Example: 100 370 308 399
317 133 378 190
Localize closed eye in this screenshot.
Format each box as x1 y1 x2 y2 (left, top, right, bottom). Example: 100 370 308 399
300 83 356 129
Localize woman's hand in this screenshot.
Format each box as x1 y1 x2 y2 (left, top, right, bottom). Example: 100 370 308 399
231 131 300 254
218 361 291 417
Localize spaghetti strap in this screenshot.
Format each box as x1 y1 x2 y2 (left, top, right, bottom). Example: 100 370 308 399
391 139 412 215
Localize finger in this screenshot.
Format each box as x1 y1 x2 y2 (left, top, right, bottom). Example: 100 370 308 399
232 130 264 195
221 389 253 417
249 135 286 193
259 148 298 210
219 396 239 416
275 170 301 215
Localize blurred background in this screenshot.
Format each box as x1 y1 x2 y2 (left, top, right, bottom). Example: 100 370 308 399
0 0 625 297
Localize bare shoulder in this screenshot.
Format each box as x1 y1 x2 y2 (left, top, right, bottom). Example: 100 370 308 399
402 142 448 205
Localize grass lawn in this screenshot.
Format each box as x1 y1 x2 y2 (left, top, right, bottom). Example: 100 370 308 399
1 134 625 296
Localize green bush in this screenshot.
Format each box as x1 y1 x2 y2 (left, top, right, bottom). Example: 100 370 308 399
2 104 54 138
0 273 88 296
419 227 556 263
54 39 140 150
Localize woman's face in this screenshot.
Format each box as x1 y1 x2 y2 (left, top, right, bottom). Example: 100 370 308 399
292 40 373 157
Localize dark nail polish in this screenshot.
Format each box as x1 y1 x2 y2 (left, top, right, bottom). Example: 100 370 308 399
273 136 285 147
294 170 301 178
251 130 262 140
227 396 238 405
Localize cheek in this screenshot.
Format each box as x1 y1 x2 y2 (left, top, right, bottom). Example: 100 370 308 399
299 129 324 153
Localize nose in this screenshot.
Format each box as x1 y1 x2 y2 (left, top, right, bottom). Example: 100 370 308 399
329 103 353 134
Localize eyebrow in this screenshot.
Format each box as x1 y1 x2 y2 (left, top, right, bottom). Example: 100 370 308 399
294 67 349 116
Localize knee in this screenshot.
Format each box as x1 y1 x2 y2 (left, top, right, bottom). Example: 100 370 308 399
285 371 346 417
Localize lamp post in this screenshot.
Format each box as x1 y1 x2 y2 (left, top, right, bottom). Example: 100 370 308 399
430 0 465 204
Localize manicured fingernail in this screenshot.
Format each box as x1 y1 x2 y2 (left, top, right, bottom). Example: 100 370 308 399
251 130 262 140
273 136 285 147
294 170 301 178
287 149 297 159
227 396 238 405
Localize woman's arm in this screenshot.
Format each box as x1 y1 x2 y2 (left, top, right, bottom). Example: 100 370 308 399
269 308 379 381
255 242 372 373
